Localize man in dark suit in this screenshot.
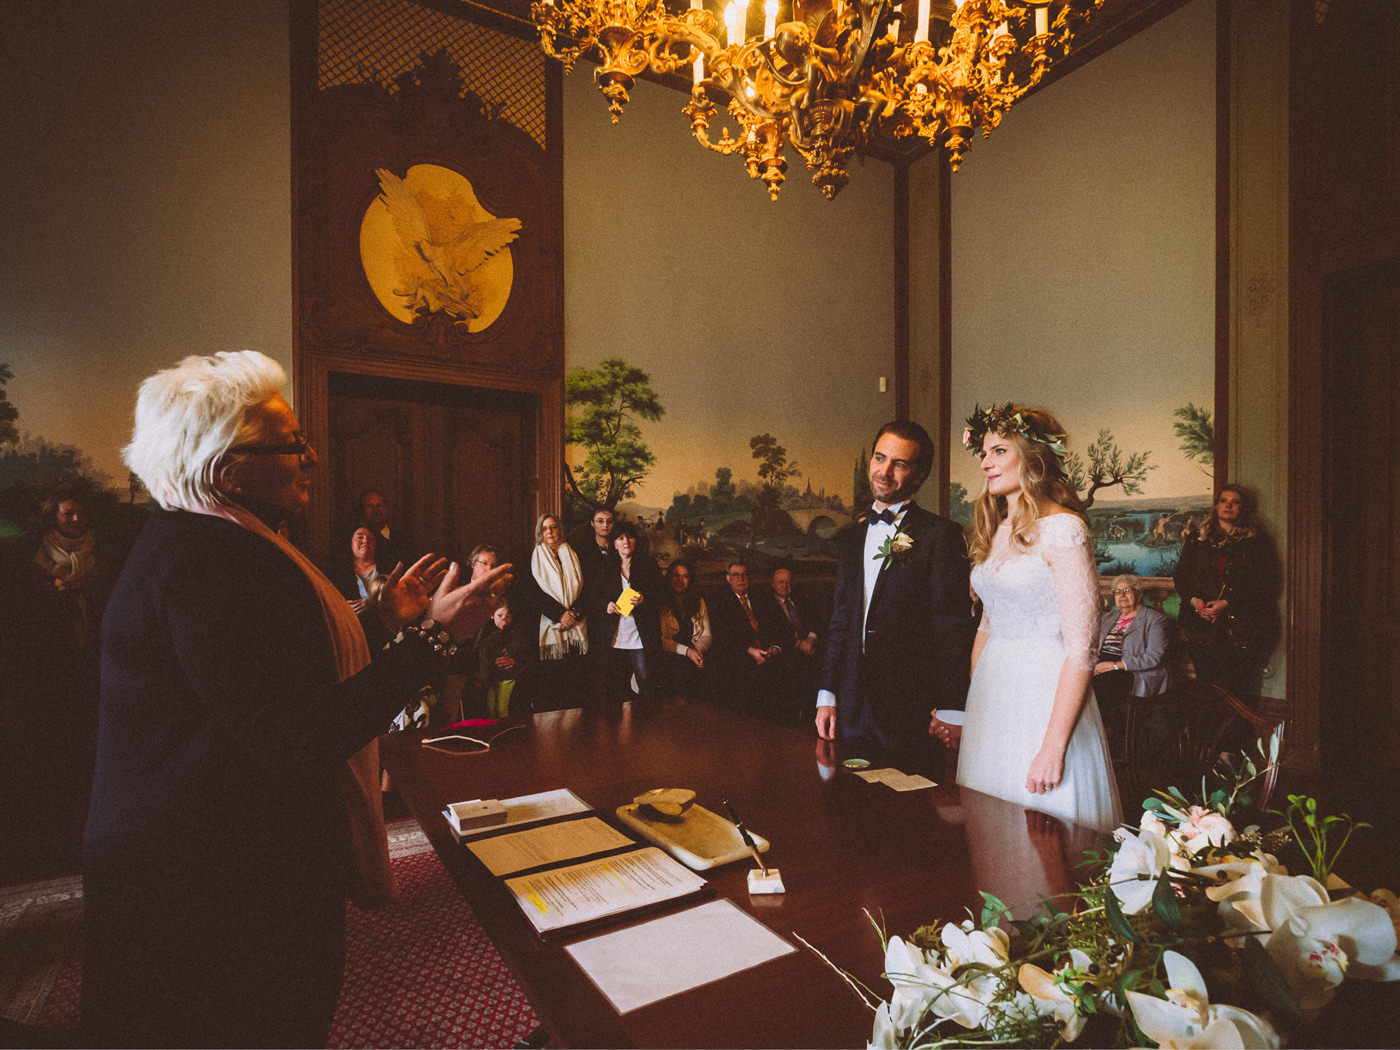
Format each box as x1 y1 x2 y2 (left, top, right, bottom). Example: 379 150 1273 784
816 420 973 774
706 557 787 717
765 567 822 725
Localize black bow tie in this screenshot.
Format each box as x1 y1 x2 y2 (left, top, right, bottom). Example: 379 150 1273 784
868 508 897 526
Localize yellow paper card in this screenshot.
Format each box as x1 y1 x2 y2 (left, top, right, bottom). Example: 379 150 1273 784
616 587 642 617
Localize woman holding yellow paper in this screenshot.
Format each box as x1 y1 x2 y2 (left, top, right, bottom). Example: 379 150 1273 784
588 519 664 702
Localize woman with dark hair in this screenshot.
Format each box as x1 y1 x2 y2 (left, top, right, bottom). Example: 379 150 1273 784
1174 483 1277 701
335 522 383 614
657 558 711 698
83 350 511 1048
942 402 1120 833
587 519 665 702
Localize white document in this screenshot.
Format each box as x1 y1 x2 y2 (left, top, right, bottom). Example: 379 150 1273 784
855 767 937 791
444 787 591 841
467 816 634 876
505 847 707 935
566 899 796 1013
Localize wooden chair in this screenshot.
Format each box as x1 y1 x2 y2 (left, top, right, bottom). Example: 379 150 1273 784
1199 682 1287 810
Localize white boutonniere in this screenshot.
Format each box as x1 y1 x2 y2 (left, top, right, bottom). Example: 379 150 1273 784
873 531 913 570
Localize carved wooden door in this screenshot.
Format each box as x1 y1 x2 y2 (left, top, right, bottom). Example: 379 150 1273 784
1322 257 1400 771
327 372 538 570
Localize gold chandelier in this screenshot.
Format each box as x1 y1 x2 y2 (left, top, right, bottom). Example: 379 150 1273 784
530 0 1106 200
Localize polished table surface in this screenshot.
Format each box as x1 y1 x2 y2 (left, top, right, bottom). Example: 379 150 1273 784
380 700 1103 1049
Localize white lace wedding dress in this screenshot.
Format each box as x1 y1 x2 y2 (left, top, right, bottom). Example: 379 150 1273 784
957 513 1122 833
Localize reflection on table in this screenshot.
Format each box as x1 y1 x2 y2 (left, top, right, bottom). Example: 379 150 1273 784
381 699 1102 1049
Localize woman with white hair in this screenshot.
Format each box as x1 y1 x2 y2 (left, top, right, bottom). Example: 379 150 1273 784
519 512 589 710
81 351 511 1048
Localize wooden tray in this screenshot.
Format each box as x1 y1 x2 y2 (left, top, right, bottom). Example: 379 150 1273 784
614 802 770 871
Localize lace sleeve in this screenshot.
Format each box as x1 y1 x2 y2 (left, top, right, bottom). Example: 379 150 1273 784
973 590 990 633
1039 515 1100 673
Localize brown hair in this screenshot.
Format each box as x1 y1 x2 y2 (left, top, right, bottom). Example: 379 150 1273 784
967 405 1085 566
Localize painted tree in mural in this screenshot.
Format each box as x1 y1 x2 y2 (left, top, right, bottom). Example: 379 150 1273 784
1174 402 1214 477
949 481 972 524
749 432 801 527
0 364 18 448
1066 429 1155 510
853 448 872 512
564 358 665 511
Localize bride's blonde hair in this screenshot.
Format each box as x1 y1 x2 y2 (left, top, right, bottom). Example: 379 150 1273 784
966 405 1086 566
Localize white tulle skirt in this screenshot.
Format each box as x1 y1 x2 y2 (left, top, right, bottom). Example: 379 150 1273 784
957 634 1122 834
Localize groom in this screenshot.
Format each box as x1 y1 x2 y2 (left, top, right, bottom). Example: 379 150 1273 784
815 420 973 773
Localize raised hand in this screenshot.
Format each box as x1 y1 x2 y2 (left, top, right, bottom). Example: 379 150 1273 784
427 561 514 643
377 554 450 631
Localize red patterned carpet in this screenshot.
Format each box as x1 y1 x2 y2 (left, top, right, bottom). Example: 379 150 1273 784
8 823 540 1048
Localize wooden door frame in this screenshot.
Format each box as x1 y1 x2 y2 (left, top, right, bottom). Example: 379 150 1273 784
295 348 562 566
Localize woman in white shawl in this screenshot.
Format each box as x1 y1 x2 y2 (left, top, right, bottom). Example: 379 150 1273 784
522 513 589 711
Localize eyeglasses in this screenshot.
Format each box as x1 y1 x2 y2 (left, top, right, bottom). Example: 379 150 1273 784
230 433 313 458
1112 588 1136 595
726 571 748 578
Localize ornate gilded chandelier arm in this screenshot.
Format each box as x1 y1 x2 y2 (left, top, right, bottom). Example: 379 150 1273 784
530 0 1107 199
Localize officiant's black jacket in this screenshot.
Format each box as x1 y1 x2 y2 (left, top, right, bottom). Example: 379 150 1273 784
82 509 422 1048
820 503 973 750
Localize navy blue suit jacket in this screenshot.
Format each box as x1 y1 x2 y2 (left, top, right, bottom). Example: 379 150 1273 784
819 503 973 749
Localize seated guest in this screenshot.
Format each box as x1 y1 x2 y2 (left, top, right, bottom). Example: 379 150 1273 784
765 567 822 724
1093 574 1175 763
587 520 664 702
358 488 413 569
337 522 383 614
469 543 501 581
657 558 711 698
707 557 786 716
520 513 589 711
83 349 510 1048
472 595 529 719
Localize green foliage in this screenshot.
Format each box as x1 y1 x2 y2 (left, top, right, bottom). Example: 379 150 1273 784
1282 793 1370 883
949 481 972 525
1173 403 1214 473
1065 429 1155 510
853 448 871 511
0 363 17 447
750 432 800 505
564 358 664 510
710 466 736 514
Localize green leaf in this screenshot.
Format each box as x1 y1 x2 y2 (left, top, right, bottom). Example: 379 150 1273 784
980 891 1009 929
1151 871 1183 929
1102 884 1141 944
1244 936 1303 1021
1142 797 1166 812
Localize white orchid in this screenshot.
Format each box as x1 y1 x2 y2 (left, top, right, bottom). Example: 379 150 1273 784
1018 949 1093 1042
1110 826 1172 914
879 935 978 1033
1226 872 1400 1018
1127 950 1280 1048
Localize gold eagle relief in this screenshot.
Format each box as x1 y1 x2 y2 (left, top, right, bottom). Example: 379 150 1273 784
359 163 522 332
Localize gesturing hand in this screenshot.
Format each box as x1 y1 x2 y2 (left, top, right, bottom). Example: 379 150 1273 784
427 561 514 643
377 554 450 632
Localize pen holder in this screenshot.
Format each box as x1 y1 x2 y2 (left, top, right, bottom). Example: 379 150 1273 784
747 867 785 894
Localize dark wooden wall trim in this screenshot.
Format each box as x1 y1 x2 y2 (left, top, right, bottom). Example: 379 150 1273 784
1213 0 1230 480
938 154 952 516
1287 0 1400 774
894 160 910 422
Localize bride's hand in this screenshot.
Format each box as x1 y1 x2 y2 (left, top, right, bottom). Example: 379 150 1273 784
1025 747 1065 795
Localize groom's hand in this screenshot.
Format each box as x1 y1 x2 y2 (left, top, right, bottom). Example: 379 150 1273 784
815 706 836 740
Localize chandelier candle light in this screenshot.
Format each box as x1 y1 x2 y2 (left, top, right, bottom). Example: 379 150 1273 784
531 0 1106 200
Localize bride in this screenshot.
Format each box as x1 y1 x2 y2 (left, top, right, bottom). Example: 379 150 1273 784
937 403 1121 833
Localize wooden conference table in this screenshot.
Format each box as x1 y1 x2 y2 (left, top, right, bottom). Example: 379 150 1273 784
381 700 1103 1049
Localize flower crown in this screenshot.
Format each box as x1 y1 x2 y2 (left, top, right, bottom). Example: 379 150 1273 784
962 402 1069 465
